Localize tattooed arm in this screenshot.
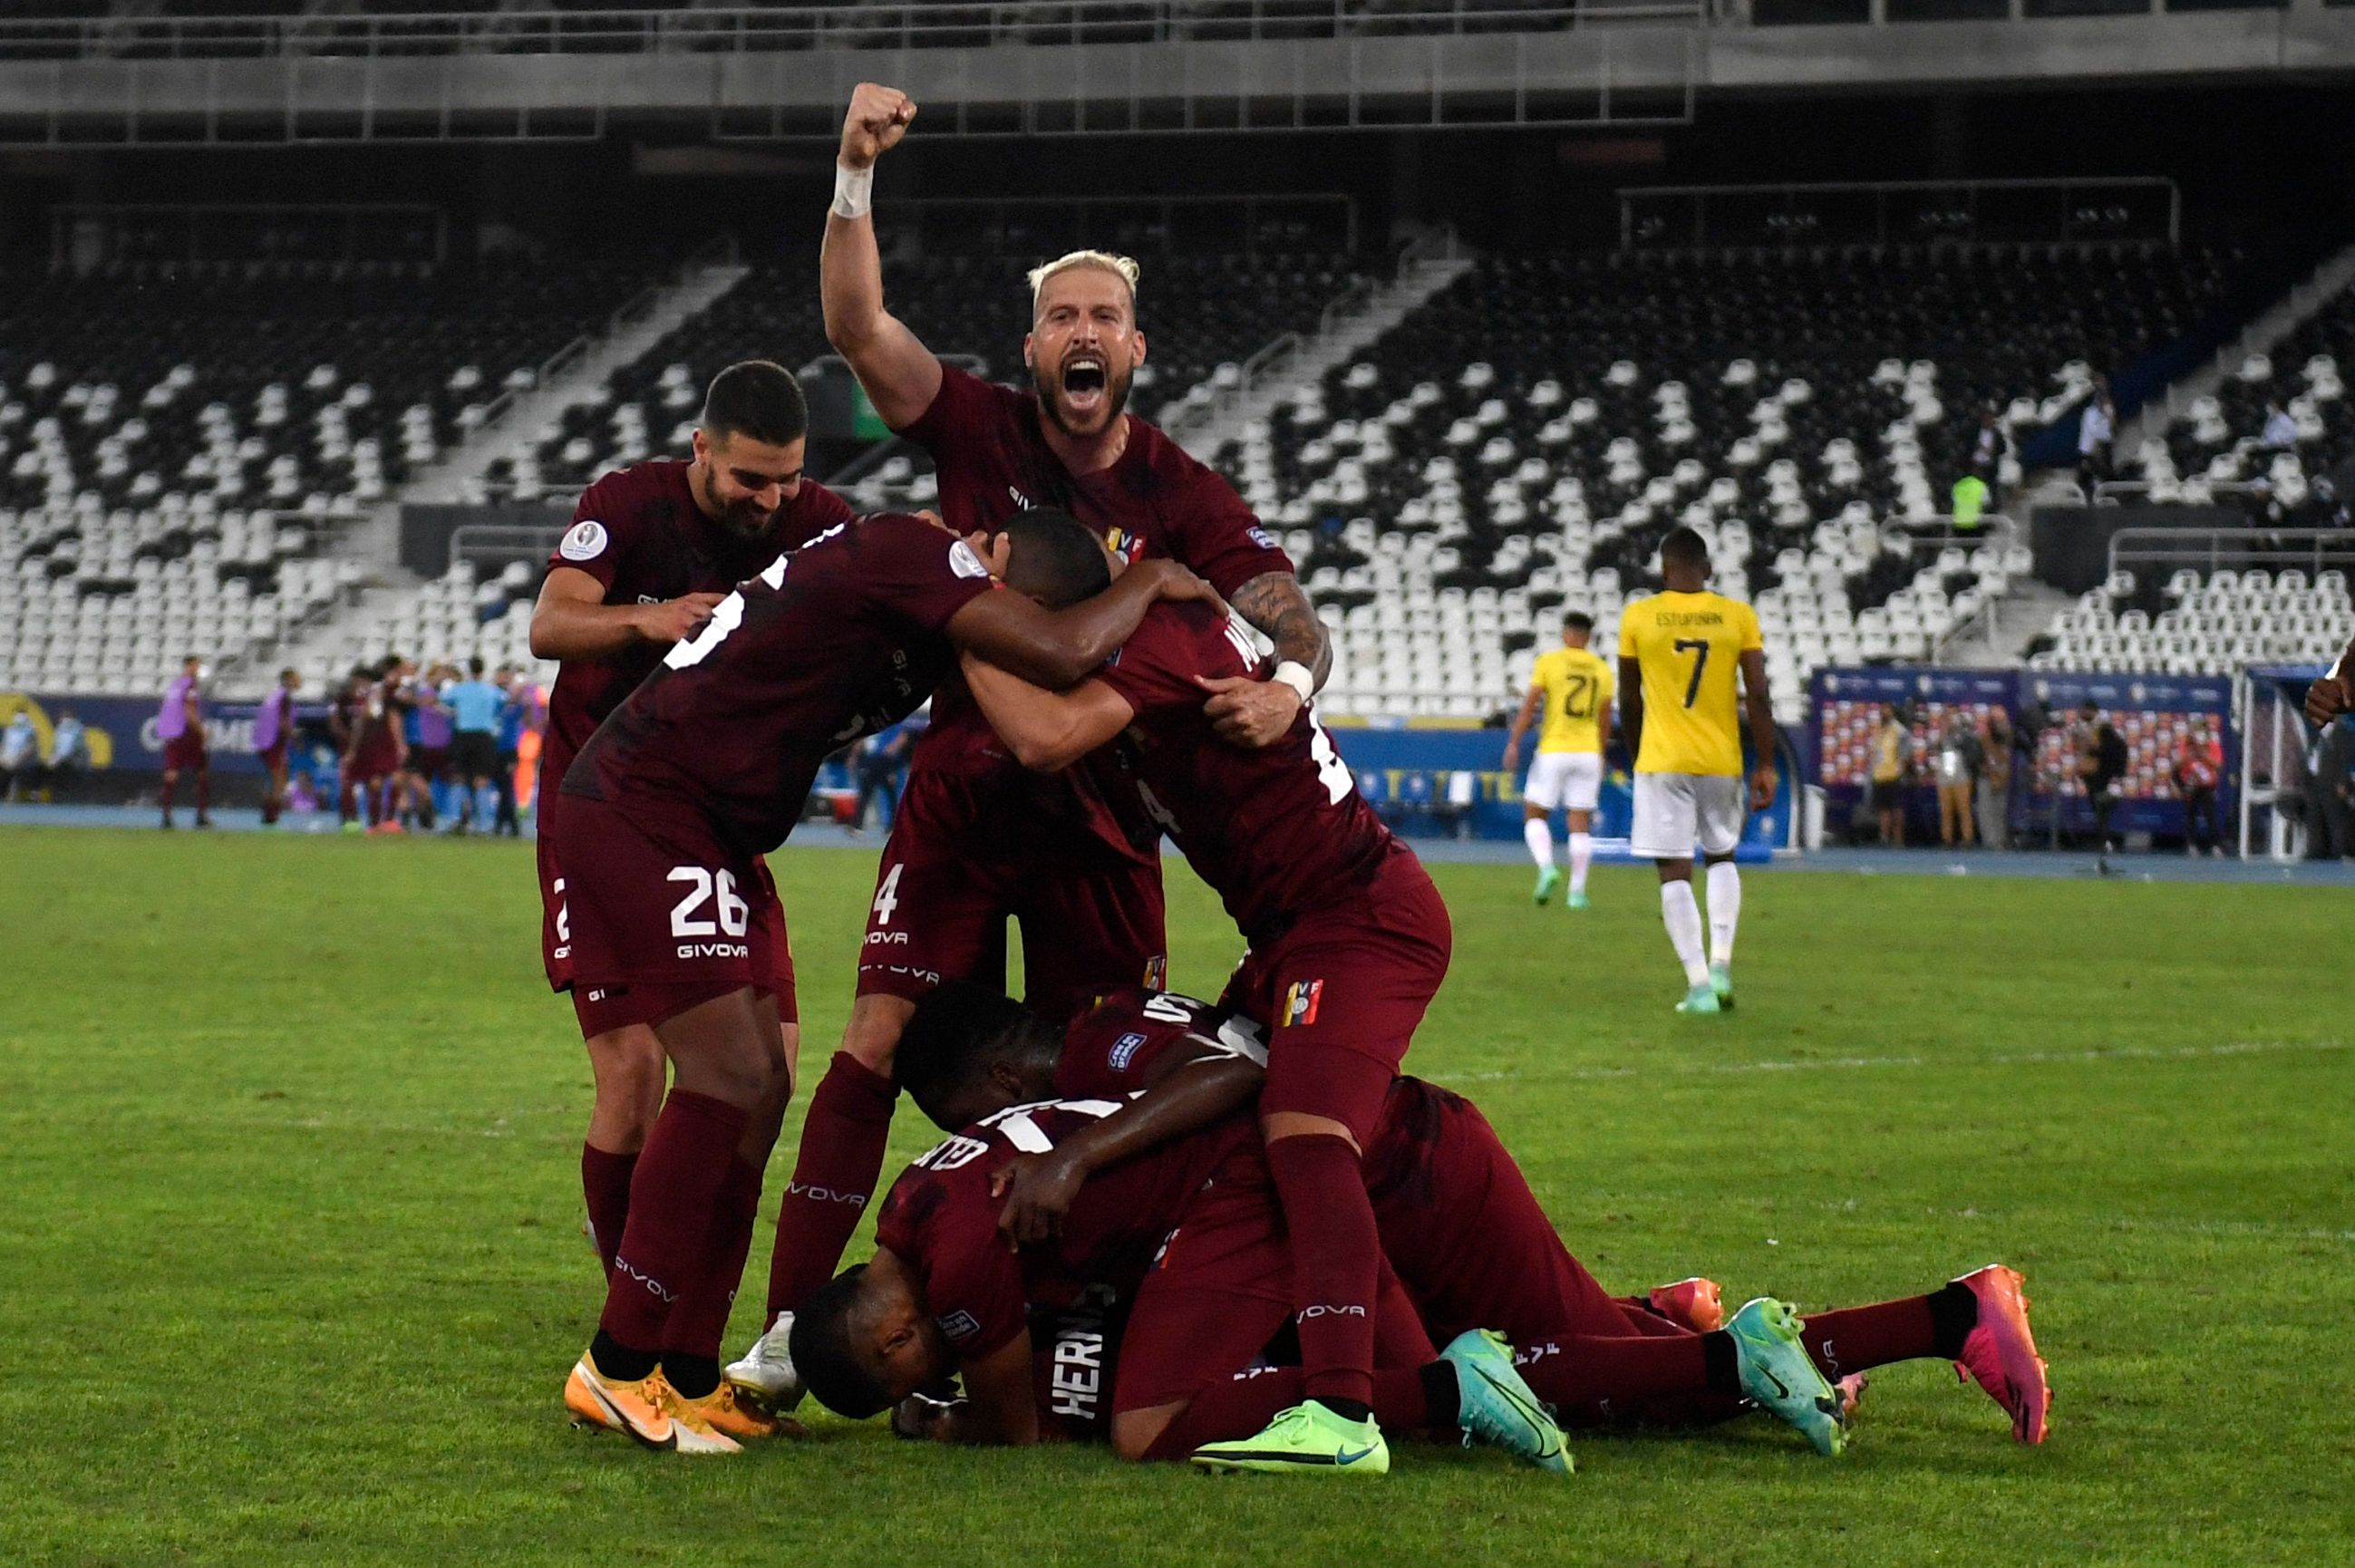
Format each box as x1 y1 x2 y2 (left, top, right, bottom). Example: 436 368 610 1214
1204 569 1333 749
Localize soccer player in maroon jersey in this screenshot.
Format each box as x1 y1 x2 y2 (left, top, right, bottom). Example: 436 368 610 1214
339 658 407 832
526 363 852 1303
556 505 1218 1456
946 535 1439 1469
786 1095 1570 1474
156 655 211 828
730 82 1340 1390
253 667 299 826
885 983 2055 1453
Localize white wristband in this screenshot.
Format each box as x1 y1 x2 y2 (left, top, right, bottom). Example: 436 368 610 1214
831 162 874 221
1271 661 1315 703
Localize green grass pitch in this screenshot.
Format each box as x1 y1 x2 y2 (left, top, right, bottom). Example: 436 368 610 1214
3 827 2347 1567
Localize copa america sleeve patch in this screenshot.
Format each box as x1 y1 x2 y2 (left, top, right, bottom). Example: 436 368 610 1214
948 538 989 580
559 520 610 562
936 1310 983 1343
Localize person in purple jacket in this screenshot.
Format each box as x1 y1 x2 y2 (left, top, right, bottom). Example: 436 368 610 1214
158 655 211 830
254 667 301 826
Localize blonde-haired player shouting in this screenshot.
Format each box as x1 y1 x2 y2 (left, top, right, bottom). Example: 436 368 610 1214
1502 610 1614 909
1617 528 1778 1015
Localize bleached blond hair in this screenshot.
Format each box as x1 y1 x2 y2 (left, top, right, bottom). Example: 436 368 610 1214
1026 249 1141 317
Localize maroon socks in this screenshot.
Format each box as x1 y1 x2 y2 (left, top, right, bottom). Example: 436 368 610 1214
1266 1133 1381 1412
764 1052 897 1320
597 1089 748 1358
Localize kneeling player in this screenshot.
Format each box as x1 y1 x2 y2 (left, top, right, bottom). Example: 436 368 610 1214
890 982 2053 1452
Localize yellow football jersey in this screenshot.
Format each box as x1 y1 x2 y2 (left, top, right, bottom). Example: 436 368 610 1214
1528 645 1614 754
1616 590 1764 776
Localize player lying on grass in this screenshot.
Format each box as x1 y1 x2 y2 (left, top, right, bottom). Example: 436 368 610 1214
947 522 1454 1473
554 506 1217 1455
786 1092 1573 1475
867 982 2054 1454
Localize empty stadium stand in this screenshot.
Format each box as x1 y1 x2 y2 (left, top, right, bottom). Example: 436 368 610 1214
1214 245 2244 720
481 248 1367 502
2030 566 2355 674
0 256 659 697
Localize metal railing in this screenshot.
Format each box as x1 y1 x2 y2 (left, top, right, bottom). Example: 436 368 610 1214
2108 526 2355 581
0 3 1701 63
2089 479 2269 507
1619 177 2182 251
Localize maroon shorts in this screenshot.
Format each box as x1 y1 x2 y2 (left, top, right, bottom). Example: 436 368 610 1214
1110 1142 1291 1416
1225 847 1453 1145
162 733 208 772
855 768 1168 1022
537 803 576 992
1364 1078 1631 1350
257 740 288 773
553 791 795 1026
411 744 450 779
1109 1141 1430 1415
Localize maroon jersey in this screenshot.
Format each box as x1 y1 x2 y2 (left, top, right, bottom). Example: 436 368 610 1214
564 511 994 857
1053 987 1266 1102
901 363 1289 598
1091 601 1395 944
874 1098 1254 1362
541 460 853 794
898 364 1293 851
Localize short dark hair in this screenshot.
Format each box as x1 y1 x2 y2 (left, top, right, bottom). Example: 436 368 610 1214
468 656 484 677
896 981 1037 1124
788 1266 894 1419
1562 610 1594 634
997 507 1111 609
702 360 809 450
1661 527 1710 572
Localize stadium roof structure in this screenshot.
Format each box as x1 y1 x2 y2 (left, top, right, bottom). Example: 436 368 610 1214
2 2 2352 146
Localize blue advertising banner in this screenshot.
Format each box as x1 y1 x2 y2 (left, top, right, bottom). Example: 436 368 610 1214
0 690 333 778
1324 717 1794 857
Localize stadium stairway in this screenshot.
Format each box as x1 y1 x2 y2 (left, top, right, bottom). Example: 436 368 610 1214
2114 238 2355 459
1164 227 1477 468
226 249 754 693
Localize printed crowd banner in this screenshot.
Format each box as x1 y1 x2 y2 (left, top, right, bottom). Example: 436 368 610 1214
1808 666 2234 839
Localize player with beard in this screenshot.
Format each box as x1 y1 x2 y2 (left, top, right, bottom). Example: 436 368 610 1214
884 982 2054 1454
730 82 1336 1407
528 362 852 1327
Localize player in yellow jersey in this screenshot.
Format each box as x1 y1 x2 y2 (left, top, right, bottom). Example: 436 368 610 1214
1617 527 1778 1016
1503 611 1614 909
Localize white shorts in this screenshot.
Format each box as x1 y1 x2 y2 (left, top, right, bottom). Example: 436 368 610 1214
1524 750 1604 814
1630 771 1746 860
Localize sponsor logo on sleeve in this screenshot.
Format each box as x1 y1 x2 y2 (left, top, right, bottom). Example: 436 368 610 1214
558 520 610 562
1108 1031 1148 1072
936 1310 983 1343
948 538 989 580
1246 526 1278 550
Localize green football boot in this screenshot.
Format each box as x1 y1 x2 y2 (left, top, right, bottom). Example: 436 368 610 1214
1709 962 1736 1010
1439 1331 1573 1476
1726 1297 1847 1457
1565 888 1591 911
1675 982 1721 1015
1191 1402 1390 1476
1533 866 1563 905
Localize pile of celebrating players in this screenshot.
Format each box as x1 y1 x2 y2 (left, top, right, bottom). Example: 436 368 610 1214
538 83 2053 1471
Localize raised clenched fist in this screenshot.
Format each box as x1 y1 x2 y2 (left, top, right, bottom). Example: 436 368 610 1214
840 83 916 171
